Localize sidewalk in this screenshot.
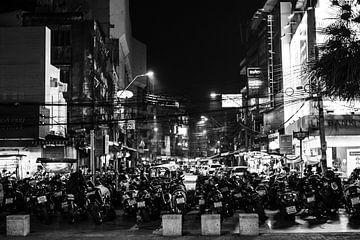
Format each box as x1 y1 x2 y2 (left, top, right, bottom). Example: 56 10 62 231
2 232 360 240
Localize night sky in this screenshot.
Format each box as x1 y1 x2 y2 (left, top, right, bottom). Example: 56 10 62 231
129 0 267 111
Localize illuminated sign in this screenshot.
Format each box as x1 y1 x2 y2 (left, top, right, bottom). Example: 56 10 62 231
221 94 242 108
247 67 262 78
247 67 267 97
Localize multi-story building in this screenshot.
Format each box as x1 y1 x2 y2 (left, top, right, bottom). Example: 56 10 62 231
280 0 360 176
0 0 148 173
0 26 71 177
242 0 360 176
238 0 284 153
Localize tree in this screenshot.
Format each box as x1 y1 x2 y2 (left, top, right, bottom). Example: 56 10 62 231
307 0 360 101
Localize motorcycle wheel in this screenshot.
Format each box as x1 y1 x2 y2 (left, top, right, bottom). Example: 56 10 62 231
40 206 51 225
90 204 103 224
67 208 76 224
107 206 116 221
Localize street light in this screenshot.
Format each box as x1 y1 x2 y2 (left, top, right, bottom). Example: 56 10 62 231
210 92 220 99
116 71 154 99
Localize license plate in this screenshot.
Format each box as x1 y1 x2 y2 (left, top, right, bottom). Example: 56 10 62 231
137 201 145 208
5 198 13 204
67 194 75 200
37 195 47 203
86 191 96 196
199 199 205 205
307 196 315 203
221 187 229 192
357 188 360 193
286 206 297 214
214 202 222 208
234 193 242 198
61 202 68 209
176 198 185 204
54 191 63 197
351 197 360 206
257 190 266 196
128 199 136 206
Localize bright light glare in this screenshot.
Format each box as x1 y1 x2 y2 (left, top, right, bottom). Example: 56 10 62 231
200 116 208 121
210 92 218 99
146 71 154 78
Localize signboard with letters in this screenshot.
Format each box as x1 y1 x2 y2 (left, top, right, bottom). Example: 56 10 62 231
279 135 293 155
247 67 267 98
119 120 136 130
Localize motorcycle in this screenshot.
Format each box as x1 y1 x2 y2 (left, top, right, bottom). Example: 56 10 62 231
31 180 55 225
86 178 116 224
344 182 360 218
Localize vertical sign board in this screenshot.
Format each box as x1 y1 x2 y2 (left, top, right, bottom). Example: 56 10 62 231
279 135 293 155
346 149 360 177
247 67 266 97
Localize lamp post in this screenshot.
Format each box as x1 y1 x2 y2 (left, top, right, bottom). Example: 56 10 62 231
293 128 309 176
117 71 154 99
115 71 154 170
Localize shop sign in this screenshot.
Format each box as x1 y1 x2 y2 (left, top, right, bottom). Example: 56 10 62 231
268 132 279 150
119 120 135 130
346 149 360 177
327 119 360 128
279 135 293 154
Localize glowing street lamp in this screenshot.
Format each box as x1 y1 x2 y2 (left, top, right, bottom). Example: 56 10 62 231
117 71 154 99
210 92 221 99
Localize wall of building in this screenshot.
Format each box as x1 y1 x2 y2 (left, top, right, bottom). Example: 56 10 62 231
0 26 55 139
0 27 49 103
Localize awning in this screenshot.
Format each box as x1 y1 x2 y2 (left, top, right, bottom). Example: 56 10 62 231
122 145 138 152
36 158 77 163
0 154 26 158
209 154 221 159
109 144 121 152
109 144 137 152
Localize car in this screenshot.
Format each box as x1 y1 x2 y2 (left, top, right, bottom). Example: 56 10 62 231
208 164 222 175
230 166 249 177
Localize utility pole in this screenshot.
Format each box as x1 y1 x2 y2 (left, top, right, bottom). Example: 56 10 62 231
314 46 327 173
90 129 95 183
318 94 327 173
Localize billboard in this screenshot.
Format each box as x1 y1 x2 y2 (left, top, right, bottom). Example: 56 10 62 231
247 67 267 97
221 94 242 108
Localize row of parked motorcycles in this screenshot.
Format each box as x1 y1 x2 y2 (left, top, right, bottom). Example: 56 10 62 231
3 167 360 225
251 168 360 222
193 174 267 222
119 172 187 223
191 167 360 223
0 171 116 225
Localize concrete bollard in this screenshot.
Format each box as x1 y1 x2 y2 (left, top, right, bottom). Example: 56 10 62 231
201 214 221 235
239 213 259 236
162 214 182 236
6 215 30 236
